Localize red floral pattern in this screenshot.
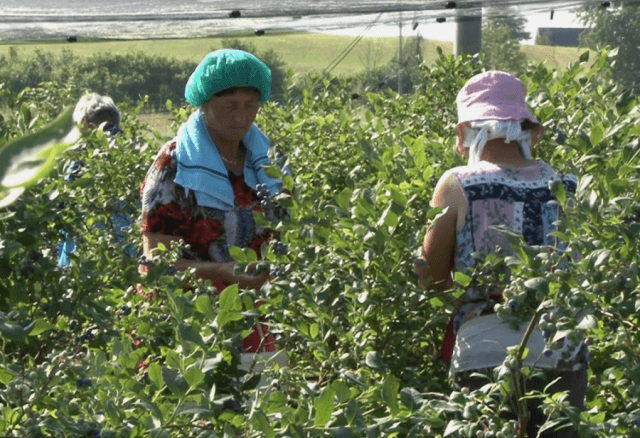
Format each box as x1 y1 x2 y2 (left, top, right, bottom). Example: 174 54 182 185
142 203 192 237
231 173 255 207
155 151 172 170
188 217 222 256
140 140 280 353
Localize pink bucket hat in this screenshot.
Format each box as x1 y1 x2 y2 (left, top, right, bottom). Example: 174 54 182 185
455 71 545 154
456 71 539 126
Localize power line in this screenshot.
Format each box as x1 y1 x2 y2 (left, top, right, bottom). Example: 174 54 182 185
312 12 384 87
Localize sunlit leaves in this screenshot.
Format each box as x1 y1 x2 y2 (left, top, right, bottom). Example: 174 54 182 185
0 106 79 207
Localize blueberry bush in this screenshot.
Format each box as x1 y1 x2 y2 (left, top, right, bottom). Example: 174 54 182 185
0 48 639 438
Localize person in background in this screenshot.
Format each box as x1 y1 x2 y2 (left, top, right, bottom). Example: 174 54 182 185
139 49 289 357
72 92 122 136
58 92 127 267
414 71 587 438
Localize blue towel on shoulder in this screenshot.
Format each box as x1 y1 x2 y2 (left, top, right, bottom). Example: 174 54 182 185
174 110 282 211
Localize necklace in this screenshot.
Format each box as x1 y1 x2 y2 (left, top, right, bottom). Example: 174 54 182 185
220 154 243 165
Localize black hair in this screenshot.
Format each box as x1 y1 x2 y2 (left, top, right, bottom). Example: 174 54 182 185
214 86 261 99
88 108 120 128
520 119 536 131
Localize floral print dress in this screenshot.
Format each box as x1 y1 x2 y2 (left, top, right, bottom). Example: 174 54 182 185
140 140 282 352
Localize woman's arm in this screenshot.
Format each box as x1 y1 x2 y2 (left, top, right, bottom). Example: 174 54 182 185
142 232 269 290
414 172 464 291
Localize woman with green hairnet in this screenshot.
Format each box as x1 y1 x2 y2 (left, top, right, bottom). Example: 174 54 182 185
139 49 289 359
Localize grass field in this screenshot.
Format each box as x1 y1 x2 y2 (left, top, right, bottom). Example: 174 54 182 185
1 32 592 136
0 33 589 78
0 33 442 77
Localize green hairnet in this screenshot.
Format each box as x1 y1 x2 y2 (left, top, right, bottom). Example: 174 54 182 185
184 49 271 106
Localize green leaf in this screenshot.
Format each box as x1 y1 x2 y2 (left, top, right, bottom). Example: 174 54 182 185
365 110 374 123
332 380 351 403
175 403 212 417
219 284 241 311
0 188 25 209
336 187 352 210
135 399 164 421
0 369 15 385
195 294 216 320
444 420 465 437
178 322 204 347
27 318 54 336
524 277 548 294
381 375 400 415
0 106 79 190
400 387 424 413
426 206 444 221
576 314 597 330
161 367 189 396
365 351 386 370
0 321 28 343
309 323 319 339
148 362 164 389
229 246 247 262
314 385 336 427
202 354 224 373
552 329 572 344
263 164 283 179
454 272 471 288
331 427 358 438
590 123 604 146
0 239 22 258
579 51 590 63
251 411 275 438
184 366 205 388
217 284 243 329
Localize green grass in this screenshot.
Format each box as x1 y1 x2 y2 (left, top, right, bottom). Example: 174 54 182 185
0 32 590 77
0 33 453 78
521 44 594 70
2 33 591 135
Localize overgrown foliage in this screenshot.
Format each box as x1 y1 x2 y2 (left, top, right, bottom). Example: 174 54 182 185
481 8 529 75
0 48 639 438
579 2 640 91
0 48 196 110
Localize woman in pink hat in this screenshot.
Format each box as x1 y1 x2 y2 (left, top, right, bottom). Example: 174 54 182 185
415 71 587 437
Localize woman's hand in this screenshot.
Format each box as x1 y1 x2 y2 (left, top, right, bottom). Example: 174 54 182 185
143 233 272 290
236 263 271 290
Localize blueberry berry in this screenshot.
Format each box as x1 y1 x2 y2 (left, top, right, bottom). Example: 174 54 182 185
508 299 517 312
137 255 153 266
543 349 553 358
77 378 93 388
256 183 271 199
273 242 288 255
554 130 566 144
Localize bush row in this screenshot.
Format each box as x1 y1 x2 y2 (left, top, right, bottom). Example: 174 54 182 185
0 49 639 437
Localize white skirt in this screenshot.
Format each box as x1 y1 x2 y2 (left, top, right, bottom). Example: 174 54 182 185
450 314 559 374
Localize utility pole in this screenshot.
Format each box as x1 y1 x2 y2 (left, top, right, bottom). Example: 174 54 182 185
398 11 403 95
454 1 482 56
